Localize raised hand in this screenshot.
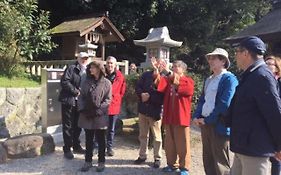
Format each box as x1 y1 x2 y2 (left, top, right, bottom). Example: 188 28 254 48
151 57 158 70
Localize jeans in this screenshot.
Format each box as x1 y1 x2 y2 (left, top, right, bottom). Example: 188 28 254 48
85 129 106 163
270 157 281 175
106 115 118 150
61 104 82 152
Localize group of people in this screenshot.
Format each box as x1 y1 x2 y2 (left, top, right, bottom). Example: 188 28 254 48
193 36 281 175
58 53 126 172
58 35 281 175
134 36 281 175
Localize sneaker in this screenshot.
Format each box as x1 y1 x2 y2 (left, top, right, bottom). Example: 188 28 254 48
153 160 161 168
178 168 189 175
73 146 85 154
96 162 105 172
80 162 92 172
106 149 115 156
162 166 180 173
64 151 74 160
134 157 146 164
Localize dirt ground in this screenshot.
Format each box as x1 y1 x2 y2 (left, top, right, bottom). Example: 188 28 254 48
0 128 204 175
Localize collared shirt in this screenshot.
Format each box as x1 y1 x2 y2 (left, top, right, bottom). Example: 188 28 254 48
202 69 228 117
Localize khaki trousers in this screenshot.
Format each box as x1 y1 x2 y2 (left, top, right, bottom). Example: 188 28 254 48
201 125 230 175
138 113 162 160
231 153 270 175
164 124 191 170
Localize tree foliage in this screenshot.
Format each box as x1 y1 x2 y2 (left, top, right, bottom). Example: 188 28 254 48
0 0 56 76
42 0 271 73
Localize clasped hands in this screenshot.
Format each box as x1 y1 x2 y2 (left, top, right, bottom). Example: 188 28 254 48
192 117 205 127
141 92 150 102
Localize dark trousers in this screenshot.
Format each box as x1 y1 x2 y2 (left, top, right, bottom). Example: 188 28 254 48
61 104 82 152
201 125 230 175
270 157 281 175
106 115 118 150
85 129 106 163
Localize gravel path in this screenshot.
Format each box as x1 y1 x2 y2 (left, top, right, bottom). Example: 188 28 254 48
0 129 204 175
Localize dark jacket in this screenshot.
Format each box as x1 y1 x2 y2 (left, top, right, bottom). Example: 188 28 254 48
58 62 83 106
78 76 112 130
226 60 281 157
135 71 164 121
193 72 238 136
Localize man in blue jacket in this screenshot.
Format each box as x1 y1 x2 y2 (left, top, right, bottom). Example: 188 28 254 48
134 58 166 168
226 36 281 175
193 48 238 175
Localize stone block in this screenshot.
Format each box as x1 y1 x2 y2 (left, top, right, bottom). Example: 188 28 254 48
0 101 16 119
36 133 55 155
3 134 43 159
0 143 7 164
0 127 10 139
2 133 55 159
6 88 24 106
0 88 6 106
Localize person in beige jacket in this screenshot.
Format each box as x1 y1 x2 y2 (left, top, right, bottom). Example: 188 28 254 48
78 61 112 173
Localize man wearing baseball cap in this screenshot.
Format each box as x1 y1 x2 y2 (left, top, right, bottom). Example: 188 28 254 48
225 36 281 175
192 48 238 175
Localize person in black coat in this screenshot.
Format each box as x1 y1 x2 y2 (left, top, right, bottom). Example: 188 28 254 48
58 52 89 159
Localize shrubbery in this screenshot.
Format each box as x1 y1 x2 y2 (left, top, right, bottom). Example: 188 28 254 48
124 71 204 117
0 0 56 77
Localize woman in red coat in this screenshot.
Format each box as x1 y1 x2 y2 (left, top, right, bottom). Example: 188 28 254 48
153 59 194 175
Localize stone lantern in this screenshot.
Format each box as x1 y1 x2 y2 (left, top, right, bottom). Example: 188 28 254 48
134 26 182 68
78 40 98 60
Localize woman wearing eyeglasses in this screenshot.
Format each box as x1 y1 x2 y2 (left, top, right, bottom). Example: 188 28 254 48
265 55 281 175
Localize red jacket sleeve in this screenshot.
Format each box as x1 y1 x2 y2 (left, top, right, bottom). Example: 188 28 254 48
157 76 169 92
177 77 194 97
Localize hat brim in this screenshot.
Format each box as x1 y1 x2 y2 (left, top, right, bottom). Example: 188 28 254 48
205 53 230 69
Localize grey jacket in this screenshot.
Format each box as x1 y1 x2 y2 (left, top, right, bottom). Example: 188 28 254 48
78 76 112 130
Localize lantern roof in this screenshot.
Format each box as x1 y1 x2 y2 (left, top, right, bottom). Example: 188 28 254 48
134 26 182 47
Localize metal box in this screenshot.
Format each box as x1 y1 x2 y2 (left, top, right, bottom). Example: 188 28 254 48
41 68 65 132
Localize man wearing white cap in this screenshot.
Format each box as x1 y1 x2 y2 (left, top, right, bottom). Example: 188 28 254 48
58 52 90 159
192 48 238 175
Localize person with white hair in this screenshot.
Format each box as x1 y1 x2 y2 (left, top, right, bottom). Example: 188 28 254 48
58 52 90 159
104 56 126 156
153 59 194 175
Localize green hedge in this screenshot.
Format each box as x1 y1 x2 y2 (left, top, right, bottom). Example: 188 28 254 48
124 71 204 116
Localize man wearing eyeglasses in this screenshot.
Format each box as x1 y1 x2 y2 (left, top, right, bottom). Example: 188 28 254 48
225 36 281 175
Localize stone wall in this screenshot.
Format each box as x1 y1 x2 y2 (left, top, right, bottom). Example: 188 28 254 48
0 86 138 139
0 88 41 138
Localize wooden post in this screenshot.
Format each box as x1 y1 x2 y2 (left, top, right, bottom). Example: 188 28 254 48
123 60 129 75
100 36 105 60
